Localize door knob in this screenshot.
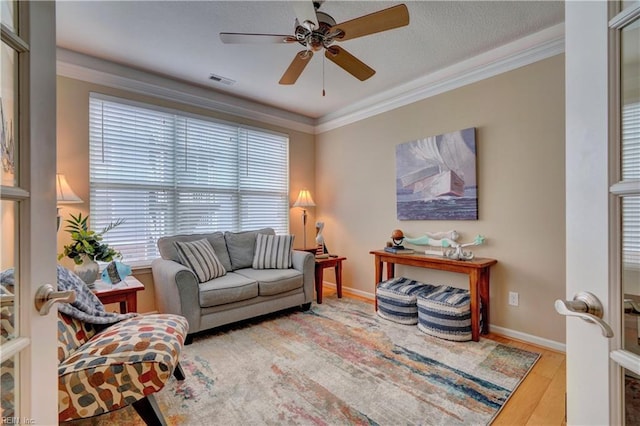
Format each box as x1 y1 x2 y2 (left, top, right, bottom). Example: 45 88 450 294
624 299 640 314
34 284 76 316
555 291 614 338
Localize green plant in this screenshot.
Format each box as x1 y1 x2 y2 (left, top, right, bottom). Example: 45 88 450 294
58 212 124 265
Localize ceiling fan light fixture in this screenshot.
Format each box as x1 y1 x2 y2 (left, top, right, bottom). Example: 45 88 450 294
300 19 317 32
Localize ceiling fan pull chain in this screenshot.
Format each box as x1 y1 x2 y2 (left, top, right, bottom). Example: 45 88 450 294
322 54 326 97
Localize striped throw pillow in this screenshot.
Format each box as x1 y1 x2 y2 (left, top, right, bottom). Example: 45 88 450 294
252 234 294 269
174 239 226 283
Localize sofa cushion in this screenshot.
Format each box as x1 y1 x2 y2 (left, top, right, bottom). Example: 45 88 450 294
252 234 294 269
158 232 232 272
175 239 226 283
235 268 303 296
225 228 275 270
198 272 259 308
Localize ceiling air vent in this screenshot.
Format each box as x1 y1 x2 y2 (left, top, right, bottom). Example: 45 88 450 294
208 73 236 86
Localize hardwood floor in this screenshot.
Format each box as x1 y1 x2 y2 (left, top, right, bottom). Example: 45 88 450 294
326 286 567 425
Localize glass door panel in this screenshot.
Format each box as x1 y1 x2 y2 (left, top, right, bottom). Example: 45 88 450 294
0 1 17 32
621 18 639 181
1 41 18 187
0 200 18 345
0 201 18 418
624 368 640 425
1 3 28 419
0 356 17 417
618 6 640 424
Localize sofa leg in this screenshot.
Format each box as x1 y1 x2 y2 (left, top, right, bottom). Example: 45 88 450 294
184 334 194 345
132 394 167 426
173 362 186 381
301 302 312 311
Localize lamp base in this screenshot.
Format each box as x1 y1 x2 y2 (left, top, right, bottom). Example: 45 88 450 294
302 208 308 250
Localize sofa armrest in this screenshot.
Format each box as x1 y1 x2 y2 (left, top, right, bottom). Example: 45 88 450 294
292 250 315 303
151 258 201 332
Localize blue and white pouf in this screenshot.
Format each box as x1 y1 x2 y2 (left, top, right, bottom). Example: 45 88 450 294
376 277 439 325
417 286 474 342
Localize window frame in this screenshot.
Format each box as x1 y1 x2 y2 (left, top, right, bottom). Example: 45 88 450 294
88 93 290 267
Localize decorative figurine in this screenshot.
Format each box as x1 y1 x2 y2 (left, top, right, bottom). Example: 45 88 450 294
404 231 486 260
390 229 405 248
404 230 460 254
315 222 329 258
443 235 486 260
101 261 132 284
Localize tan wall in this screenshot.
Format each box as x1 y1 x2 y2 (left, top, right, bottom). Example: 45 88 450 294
56 76 315 312
315 55 566 343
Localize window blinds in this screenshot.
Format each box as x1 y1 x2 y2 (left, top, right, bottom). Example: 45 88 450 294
622 102 640 268
89 94 289 265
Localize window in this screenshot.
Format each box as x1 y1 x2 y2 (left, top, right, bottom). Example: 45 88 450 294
89 94 289 265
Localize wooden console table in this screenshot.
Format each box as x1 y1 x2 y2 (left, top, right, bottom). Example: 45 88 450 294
370 250 497 342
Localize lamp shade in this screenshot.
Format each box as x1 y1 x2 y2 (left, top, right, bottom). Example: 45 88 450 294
56 173 83 204
293 189 316 208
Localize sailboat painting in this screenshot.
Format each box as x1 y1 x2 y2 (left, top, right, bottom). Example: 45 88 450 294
396 127 478 220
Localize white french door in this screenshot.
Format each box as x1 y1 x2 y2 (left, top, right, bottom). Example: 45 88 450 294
1 1 58 423
565 1 640 424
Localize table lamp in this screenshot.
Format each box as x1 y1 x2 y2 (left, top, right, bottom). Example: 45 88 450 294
293 189 315 249
56 173 83 230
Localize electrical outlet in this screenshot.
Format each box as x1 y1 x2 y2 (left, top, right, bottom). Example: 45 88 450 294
508 291 519 306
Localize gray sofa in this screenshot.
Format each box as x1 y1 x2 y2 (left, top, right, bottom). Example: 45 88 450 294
151 228 315 343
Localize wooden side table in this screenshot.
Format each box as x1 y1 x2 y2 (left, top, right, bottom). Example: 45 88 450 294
92 275 145 313
315 256 346 304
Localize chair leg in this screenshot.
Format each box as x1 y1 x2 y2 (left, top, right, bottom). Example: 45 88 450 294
132 394 167 426
173 362 186 381
184 334 193 345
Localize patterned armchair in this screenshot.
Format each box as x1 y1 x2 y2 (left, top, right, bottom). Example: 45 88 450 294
58 312 188 424
0 266 188 424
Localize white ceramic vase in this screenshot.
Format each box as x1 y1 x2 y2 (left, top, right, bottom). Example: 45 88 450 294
74 253 99 287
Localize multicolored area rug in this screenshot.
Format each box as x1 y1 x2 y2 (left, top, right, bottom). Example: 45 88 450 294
66 296 539 425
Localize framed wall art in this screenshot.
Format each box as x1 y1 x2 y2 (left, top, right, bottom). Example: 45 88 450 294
396 127 477 220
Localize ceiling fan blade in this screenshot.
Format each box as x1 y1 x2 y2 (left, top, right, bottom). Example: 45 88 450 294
220 32 297 44
325 46 375 81
330 4 409 41
292 0 319 30
279 50 314 85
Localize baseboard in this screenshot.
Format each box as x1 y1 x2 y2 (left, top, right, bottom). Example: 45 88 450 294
488 325 566 352
322 281 566 353
323 282 375 301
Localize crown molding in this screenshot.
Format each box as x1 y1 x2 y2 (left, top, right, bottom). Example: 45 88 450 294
56 48 316 134
57 23 564 136
314 23 565 134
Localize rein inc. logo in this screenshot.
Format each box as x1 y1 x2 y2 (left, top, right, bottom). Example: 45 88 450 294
1 418 35 425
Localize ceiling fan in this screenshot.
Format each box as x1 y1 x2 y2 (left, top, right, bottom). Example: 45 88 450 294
219 1 410 86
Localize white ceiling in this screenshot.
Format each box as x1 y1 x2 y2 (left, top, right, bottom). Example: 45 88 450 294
56 1 564 122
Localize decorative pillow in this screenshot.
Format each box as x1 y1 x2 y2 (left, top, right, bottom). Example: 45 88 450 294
252 234 294 269
225 228 275 270
174 239 226 282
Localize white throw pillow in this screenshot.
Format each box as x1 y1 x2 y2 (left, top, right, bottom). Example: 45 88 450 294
252 234 294 269
174 239 226 282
